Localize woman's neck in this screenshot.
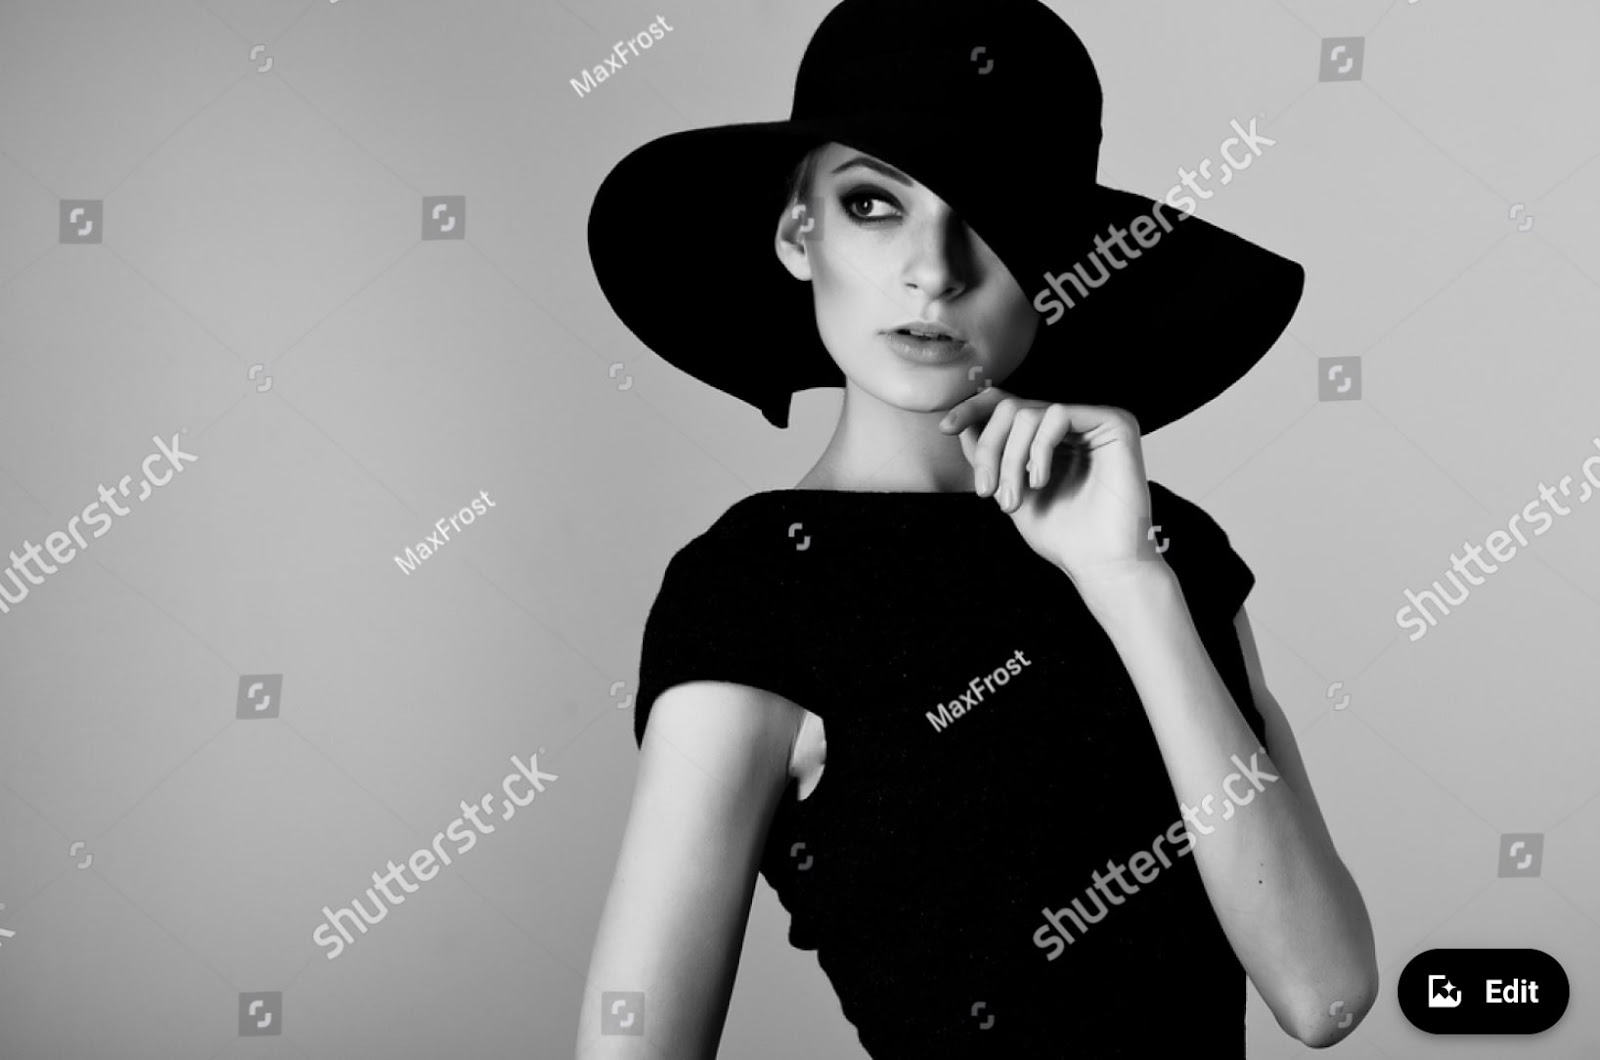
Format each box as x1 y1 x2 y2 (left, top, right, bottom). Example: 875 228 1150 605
796 383 977 492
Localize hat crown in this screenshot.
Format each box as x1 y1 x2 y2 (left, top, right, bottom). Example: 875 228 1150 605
791 0 1103 130
783 0 1108 257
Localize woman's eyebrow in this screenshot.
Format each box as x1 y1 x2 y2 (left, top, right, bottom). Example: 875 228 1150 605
828 155 913 187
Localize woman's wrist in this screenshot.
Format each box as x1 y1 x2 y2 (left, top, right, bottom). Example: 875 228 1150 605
1063 556 1177 607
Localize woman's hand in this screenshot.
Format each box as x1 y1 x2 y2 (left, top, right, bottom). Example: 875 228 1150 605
938 387 1157 584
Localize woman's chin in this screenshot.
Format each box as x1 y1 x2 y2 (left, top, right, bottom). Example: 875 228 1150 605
869 379 980 415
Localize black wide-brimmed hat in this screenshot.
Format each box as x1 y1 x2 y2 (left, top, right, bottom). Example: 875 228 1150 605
586 0 1305 434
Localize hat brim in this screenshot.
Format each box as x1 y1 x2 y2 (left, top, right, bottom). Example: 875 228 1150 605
587 113 1303 433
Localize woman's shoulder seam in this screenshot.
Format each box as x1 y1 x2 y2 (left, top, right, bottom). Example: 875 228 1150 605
663 498 775 574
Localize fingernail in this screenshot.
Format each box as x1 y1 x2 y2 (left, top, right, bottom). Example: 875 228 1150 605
975 468 990 494
997 484 1011 508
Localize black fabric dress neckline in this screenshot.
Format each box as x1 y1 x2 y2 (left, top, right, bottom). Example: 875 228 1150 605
631 480 1264 1057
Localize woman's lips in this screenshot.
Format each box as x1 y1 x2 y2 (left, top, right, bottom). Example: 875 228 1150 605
881 329 970 364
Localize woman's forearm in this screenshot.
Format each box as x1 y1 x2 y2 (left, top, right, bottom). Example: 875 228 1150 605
1074 562 1377 1046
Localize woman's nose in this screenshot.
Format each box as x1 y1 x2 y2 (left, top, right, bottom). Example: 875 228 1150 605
901 209 973 300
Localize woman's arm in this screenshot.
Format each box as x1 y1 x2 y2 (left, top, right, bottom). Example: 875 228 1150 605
576 680 802 1060
1075 565 1379 1049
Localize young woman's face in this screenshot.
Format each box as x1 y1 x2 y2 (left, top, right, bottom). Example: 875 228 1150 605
775 142 1040 414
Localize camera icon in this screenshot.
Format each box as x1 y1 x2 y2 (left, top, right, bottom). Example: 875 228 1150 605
238 991 282 1036
236 674 283 720
1498 833 1543 877
790 196 825 243
423 195 466 240
1135 514 1168 561
1319 37 1365 82
60 200 104 244
601 990 645 1035
1318 357 1362 402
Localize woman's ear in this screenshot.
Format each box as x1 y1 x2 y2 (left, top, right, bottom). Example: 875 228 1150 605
774 199 816 281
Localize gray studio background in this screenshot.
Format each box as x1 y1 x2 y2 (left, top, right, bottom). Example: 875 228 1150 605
0 0 1597 1057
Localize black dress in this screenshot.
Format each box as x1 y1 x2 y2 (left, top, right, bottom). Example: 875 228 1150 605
633 479 1269 1058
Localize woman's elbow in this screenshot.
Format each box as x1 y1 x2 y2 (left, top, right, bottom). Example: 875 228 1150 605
1282 961 1381 1049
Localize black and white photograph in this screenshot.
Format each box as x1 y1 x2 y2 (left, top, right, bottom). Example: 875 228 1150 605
0 0 1596 1057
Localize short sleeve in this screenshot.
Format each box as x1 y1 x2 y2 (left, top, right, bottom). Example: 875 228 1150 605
1199 512 1255 624
1151 482 1256 625
631 535 811 748
1151 482 1267 744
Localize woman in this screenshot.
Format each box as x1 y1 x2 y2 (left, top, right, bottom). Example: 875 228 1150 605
579 1 1378 1056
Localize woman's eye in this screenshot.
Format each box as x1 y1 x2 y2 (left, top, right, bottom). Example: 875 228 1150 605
840 189 901 222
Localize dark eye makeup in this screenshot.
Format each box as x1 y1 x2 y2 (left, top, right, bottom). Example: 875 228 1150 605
837 184 903 225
